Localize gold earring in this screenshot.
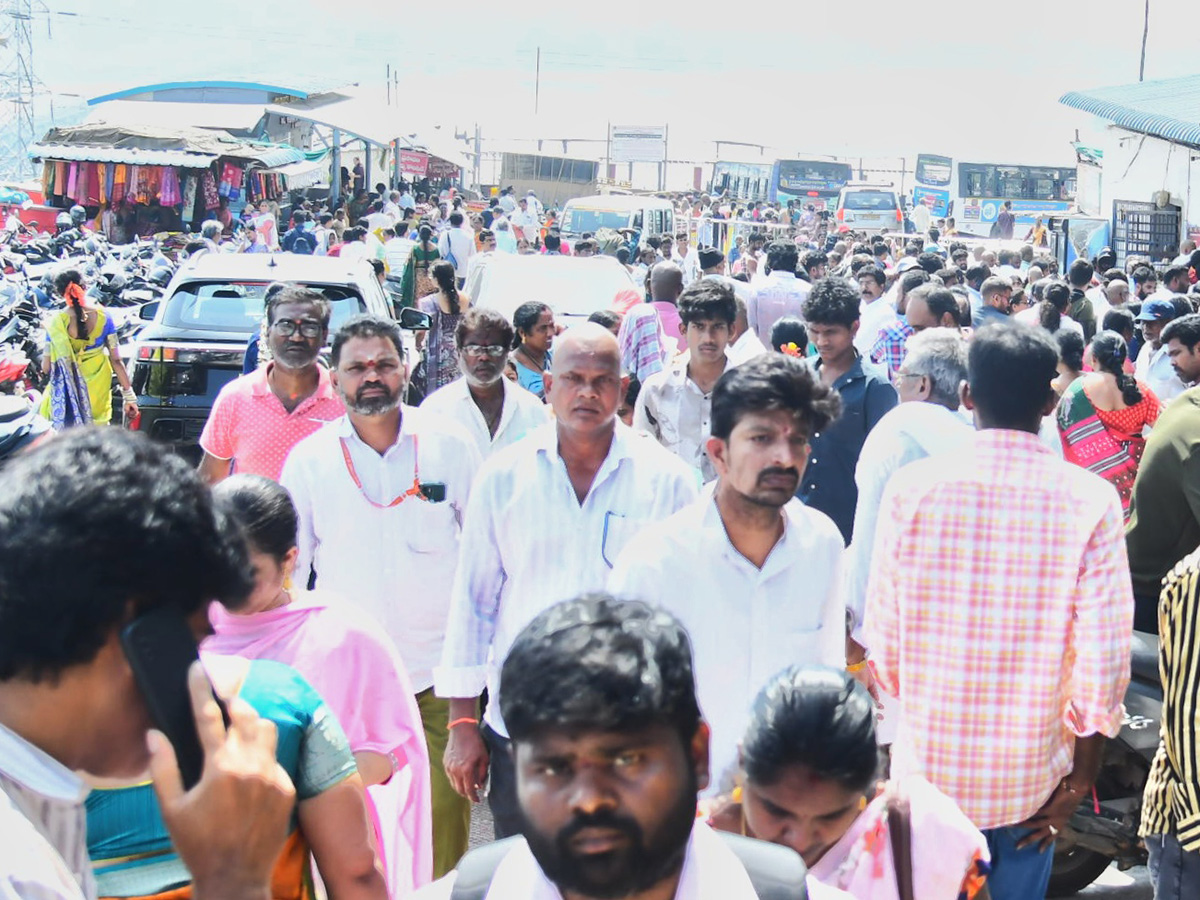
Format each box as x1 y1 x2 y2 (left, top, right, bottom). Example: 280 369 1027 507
859 796 868 811
283 574 293 591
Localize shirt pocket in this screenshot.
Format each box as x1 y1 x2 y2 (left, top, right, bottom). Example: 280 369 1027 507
403 500 461 555
601 512 650 568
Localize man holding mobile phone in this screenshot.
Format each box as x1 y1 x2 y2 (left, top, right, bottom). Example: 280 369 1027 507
0 428 295 900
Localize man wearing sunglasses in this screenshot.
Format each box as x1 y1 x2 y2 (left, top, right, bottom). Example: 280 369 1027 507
420 307 549 459
199 285 345 483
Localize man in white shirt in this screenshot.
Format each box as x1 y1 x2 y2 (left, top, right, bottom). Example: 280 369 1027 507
1135 299 1188 403
1149 264 1191 301
421 308 549 459
399 186 417 211
634 280 735 482
437 211 476 287
383 190 402 222
524 190 543 219
463 229 497 301
281 314 482 876
0 428 294 900
418 594 832 900
509 198 540 246
611 354 847 794
854 263 899 356
747 240 810 345
497 186 517 215
363 200 393 236
726 297 769 366
435 325 699 840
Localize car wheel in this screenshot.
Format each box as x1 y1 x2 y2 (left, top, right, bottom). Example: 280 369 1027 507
1047 844 1113 897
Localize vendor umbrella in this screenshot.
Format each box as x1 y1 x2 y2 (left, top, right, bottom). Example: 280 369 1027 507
0 186 30 205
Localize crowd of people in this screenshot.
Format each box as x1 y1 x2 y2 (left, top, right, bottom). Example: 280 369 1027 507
6 210 1200 900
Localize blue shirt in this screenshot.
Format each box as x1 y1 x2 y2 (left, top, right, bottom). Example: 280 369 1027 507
972 304 1010 329
797 354 898 544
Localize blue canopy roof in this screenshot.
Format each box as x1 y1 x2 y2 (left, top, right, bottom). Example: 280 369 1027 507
1059 74 1200 148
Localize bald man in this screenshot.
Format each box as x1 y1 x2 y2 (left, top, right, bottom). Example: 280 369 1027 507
649 260 687 353
436 323 699 838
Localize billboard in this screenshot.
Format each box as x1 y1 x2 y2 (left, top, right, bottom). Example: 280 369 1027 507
399 151 429 177
609 125 667 163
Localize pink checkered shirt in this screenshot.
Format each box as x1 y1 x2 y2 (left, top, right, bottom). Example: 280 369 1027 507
864 429 1132 830
200 363 345 481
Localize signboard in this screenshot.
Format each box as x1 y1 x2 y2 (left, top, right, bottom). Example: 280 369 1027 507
609 125 667 163
399 151 429 177
427 158 461 179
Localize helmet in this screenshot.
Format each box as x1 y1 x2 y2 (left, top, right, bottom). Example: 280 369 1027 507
148 265 173 288
69 205 87 226
97 271 127 295
55 212 71 230
0 394 50 466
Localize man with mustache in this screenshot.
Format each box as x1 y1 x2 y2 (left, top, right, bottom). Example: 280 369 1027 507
199 285 345 483
610 354 848 797
281 314 482 877
420 307 549 459
436 325 698 842
634 280 736 483
418 594 836 900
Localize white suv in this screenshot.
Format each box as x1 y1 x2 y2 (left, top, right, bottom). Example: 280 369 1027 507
835 185 903 236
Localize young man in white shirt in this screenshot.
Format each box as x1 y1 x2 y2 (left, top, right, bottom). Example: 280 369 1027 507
435 325 699 840
420 307 549 459
281 314 482 876
1135 299 1188 403
747 240 810 346
0 428 294 900
611 353 847 794
509 198 539 246
419 595 833 900
634 280 735 482
438 211 476 287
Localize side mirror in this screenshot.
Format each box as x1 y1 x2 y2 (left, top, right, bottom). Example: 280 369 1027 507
139 300 160 321
398 306 430 330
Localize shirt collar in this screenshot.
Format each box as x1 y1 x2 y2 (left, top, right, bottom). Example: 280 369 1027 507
249 362 336 400
534 420 638 463
338 404 418 451
768 269 797 282
0 721 89 804
973 427 1053 456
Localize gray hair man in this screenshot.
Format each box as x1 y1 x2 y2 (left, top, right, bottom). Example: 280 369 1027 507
845 329 973 678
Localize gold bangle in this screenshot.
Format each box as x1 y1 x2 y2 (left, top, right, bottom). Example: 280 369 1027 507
846 660 868 673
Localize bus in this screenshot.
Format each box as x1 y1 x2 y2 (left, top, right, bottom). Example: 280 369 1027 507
710 160 775 203
771 159 854 209
911 152 1076 233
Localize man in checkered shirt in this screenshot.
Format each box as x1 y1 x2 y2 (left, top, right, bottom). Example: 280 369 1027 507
865 321 1132 900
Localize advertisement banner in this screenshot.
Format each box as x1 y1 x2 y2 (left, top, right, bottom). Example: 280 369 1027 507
609 125 667 163
399 151 429 177
960 198 1070 226
426 158 460 179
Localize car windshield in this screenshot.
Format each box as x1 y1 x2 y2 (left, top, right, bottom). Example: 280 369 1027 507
562 208 632 234
844 191 897 211
162 281 366 333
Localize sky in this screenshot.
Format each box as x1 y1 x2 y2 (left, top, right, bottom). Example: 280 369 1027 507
22 0 1200 187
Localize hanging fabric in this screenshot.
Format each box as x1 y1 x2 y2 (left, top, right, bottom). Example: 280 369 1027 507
202 170 220 209
159 167 181 206
76 164 90 204
104 164 116 203
66 162 79 199
112 164 127 203
42 161 53 197
181 174 197 220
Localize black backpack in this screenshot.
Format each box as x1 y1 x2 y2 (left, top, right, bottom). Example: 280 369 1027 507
448 833 808 900
288 228 316 255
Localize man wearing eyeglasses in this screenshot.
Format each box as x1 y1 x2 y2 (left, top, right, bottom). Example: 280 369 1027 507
420 307 549 459
199 284 345 483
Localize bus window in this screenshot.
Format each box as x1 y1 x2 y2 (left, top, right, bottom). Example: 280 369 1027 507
960 163 995 197
915 154 952 186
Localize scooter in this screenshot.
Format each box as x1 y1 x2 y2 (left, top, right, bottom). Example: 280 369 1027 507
1048 631 1160 896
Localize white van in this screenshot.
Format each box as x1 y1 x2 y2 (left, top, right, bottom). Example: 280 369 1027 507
560 195 675 245
834 184 904 236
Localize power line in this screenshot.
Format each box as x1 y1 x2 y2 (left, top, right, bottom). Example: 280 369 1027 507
0 0 40 180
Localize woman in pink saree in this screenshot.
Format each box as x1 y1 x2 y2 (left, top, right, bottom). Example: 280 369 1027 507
206 475 432 896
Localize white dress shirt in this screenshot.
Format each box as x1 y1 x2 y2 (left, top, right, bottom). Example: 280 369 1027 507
0 721 94 899
463 250 495 301
413 821 847 900
846 402 973 642
702 272 752 304
438 226 476 279
748 270 810 346
420 377 550 460
855 297 900 356
434 423 700 734
281 409 482 691
609 489 846 793
1136 341 1187 404
633 358 722 482
726 328 769 366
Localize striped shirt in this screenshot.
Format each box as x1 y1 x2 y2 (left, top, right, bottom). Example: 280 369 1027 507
0 721 93 899
865 429 1133 830
617 304 670 383
1141 548 1200 849
869 320 914 378
434 422 700 736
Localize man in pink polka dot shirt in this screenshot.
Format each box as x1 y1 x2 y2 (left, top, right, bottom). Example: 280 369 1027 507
199 285 345 483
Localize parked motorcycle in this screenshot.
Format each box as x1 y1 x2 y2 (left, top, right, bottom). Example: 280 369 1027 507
1048 630 1160 896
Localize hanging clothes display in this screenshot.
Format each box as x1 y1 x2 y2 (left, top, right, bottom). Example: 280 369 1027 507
127 166 140 203
202 170 220 209
181 173 197 219
76 164 91 205
84 163 102 207
66 162 79 199
55 160 67 196
159 167 181 206
112 164 127 203
104 164 116 204
42 161 54 198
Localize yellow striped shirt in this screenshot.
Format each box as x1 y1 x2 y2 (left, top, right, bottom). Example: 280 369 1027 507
1140 547 1200 850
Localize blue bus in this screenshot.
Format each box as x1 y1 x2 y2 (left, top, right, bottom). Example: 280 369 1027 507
771 159 854 209
912 152 1076 231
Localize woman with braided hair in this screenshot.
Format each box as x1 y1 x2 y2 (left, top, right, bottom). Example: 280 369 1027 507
39 267 138 428
1057 330 1161 518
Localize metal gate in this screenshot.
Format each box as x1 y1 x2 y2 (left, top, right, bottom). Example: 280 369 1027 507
1112 200 1181 268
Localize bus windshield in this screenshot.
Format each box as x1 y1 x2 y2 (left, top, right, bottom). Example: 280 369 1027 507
776 160 852 194
915 154 952 186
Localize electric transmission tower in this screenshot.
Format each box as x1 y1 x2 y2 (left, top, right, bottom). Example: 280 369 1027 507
0 0 39 182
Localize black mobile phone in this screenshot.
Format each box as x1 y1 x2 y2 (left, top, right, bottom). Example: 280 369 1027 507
419 481 447 503
120 607 225 790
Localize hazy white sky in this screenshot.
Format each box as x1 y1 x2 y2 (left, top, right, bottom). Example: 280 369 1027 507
37 0 1200 171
